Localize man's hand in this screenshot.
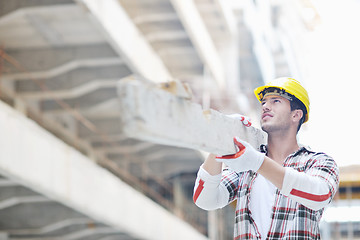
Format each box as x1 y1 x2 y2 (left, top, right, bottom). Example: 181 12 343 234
216 137 265 172
227 114 252 127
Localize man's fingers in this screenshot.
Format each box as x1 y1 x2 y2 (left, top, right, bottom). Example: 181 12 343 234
216 137 246 160
242 119 251 127
227 114 252 127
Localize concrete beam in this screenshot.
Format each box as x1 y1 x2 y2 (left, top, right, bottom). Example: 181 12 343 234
146 30 188 42
3 44 119 74
1 58 123 81
44 98 121 120
5 218 93 235
76 0 172 82
144 149 203 162
170 0 225 87
118 79 266 156
0 196 51 210
83 134 128 144
133 12 178 24
54 227 121 240
0 4 106 49
0 232 7 240
19 79 118 100
0 179 19 187
95 142 154 155
200 0 238 36
0 101 207 240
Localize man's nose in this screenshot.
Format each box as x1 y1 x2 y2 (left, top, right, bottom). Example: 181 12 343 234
262 102 270 111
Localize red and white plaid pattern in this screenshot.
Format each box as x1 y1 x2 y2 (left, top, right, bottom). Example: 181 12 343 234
194 146 339 239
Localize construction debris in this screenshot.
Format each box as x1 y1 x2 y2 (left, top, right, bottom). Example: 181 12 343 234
158 79 193 100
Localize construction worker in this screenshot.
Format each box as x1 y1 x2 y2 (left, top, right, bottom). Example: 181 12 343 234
193 77 339 239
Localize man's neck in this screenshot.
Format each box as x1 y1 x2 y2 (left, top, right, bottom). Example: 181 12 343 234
266 132 299 164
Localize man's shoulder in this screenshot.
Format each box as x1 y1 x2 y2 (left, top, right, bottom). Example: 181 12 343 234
292 146 338 171
298 144 334 160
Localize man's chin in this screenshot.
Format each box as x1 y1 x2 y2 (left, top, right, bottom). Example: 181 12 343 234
261 123 271 133
260 125 267 133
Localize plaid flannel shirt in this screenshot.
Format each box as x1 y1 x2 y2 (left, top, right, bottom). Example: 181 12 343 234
194 146 339 239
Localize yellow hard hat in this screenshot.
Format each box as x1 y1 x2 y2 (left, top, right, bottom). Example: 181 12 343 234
254 77 310 122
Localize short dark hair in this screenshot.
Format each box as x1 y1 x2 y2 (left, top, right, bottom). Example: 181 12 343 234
290 97 307 132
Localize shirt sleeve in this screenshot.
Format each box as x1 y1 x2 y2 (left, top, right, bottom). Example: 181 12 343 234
193 165 238 210
280 153 339 211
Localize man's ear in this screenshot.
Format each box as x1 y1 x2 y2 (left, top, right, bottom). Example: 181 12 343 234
292 109 303 123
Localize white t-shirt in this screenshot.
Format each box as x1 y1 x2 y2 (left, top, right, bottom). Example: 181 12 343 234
249 174 277 239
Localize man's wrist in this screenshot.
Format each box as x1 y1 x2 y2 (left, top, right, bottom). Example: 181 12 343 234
203 153 223 176
254 152 266 172
198 165 222 185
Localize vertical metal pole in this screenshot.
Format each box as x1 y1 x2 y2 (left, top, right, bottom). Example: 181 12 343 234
0 47 3 99
346 185 353 239
202 66 211 110
208 210 220 240
0 232 8 240
320 220 331 240
173 175 185 218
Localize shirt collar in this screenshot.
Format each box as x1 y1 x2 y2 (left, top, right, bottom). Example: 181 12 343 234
259 144 313 157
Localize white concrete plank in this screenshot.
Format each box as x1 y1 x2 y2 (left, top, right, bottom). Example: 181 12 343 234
76 0 172 82
118 79 266 156
0 101 208 240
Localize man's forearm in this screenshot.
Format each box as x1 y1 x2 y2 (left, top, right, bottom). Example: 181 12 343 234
258 156 337 211
202 153 223 176
257 156 285 189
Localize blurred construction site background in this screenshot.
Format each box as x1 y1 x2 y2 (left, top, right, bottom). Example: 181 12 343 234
0 0 359 239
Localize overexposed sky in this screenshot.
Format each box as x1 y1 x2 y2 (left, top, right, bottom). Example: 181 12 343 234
227 0 359 167
298 0 360 167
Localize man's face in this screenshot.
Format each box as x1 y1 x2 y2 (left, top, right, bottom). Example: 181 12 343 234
260 95 293 134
